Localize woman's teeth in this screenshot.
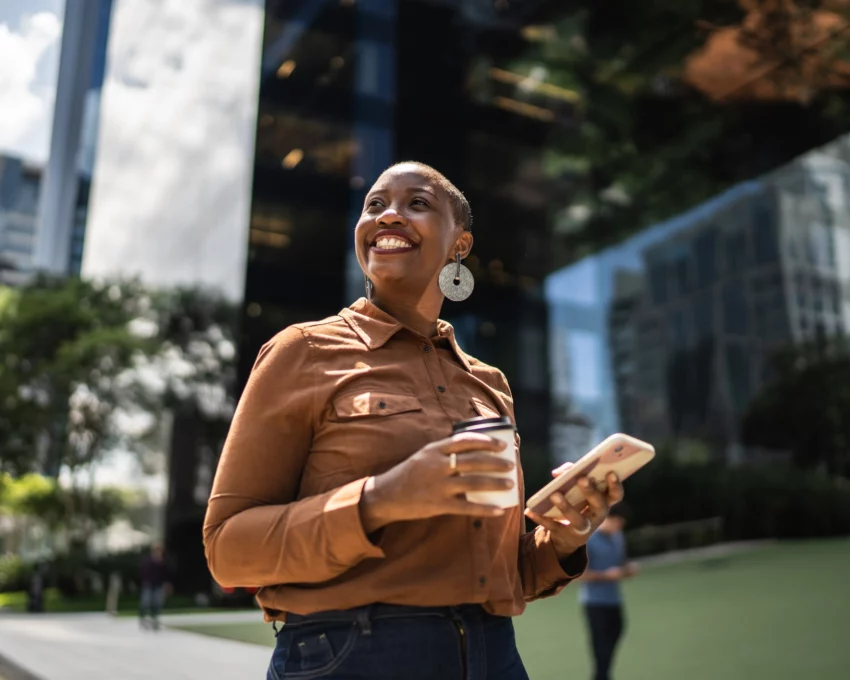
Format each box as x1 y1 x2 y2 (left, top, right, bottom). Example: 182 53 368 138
374 237 413 250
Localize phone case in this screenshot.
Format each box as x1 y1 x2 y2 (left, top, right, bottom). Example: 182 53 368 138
526 433 655 518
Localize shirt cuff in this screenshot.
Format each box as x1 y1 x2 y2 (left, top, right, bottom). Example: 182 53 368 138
535 535 588 598
322 478 386 567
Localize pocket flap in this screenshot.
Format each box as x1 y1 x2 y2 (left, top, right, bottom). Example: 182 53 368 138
333 392 422 419
472 397 501 419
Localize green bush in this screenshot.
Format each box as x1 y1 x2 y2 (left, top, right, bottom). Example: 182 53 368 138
0 553 32 592
623 460 850 549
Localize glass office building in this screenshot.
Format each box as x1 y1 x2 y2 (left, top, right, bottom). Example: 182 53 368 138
158 0 850 587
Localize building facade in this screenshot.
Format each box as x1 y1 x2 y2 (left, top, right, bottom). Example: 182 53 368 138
0 156 41 286
33 0 114 277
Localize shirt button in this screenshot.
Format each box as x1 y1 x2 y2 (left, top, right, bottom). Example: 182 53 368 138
423 345 432 353
473 520 482 529
436 386 446 393
478 576 487 586
377 401 387 409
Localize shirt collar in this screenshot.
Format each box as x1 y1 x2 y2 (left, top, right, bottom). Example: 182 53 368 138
340 298 473 372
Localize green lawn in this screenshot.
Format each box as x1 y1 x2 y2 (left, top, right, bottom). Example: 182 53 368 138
172 539 850 679
0 588 236 617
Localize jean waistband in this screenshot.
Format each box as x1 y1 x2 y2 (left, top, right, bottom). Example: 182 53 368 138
284 603 487 628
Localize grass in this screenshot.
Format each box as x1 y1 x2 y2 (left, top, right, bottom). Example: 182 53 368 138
171 539 850 680
0 589 241 617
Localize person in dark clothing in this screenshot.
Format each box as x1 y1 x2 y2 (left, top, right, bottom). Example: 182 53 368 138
139 543 169 630
27 563 47 613
578 504 638 680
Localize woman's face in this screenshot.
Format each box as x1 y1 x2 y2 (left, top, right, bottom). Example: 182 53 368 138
355 164 471 296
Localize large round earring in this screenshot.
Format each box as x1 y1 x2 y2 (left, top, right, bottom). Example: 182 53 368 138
439 254 474 302
365 276 374 301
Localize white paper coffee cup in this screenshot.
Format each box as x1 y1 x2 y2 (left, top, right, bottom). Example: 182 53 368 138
451 416 519 509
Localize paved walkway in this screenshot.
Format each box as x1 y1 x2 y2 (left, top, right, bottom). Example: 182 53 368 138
0 611 271 680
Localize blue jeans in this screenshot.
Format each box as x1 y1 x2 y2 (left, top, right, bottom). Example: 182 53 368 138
139 585 165 620
267 604 529 680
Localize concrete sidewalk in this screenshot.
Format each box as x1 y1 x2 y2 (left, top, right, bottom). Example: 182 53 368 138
0 611 271 680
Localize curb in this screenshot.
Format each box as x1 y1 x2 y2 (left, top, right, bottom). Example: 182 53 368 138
634 540 775 567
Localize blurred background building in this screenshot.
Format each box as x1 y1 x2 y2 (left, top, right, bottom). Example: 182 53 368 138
0 155 41 286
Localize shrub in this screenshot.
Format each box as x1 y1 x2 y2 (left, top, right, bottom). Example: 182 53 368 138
0 553 32 593
622 460 850 553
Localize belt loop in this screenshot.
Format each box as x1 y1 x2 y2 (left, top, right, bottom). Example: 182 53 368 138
356 606 372 636
272 621 281 637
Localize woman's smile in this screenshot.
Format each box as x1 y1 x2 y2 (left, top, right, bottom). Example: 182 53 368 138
370 228 418 254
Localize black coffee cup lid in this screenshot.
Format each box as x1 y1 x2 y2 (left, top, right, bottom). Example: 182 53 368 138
452 415 515 434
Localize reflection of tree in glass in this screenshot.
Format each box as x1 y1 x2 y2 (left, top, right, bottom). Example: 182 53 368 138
509 0 850 261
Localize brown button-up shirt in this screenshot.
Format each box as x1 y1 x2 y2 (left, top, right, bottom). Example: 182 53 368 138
203 298 587 621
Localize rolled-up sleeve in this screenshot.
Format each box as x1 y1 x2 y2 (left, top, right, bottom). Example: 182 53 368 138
519 528 587 601
203 327 384 588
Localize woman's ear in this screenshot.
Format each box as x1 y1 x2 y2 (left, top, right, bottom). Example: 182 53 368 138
456 231 474 259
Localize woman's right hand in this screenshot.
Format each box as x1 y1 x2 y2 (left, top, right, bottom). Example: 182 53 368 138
359 432 515 533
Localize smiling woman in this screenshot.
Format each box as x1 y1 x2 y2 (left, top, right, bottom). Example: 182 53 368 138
203 162 625 680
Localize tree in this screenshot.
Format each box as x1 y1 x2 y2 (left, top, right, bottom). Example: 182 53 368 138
0 275 240 555
0 277 157 476
0 473 127 547
741 336 850 476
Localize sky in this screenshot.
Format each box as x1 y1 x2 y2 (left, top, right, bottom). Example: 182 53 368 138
0 0 65 163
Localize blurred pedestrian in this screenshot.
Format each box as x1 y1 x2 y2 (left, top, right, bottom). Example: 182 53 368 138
579 503 638 680
26 563 47 613
204 161 628 679
139 542 168 630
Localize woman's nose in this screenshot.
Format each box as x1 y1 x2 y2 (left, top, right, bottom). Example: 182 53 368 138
377 208 407 226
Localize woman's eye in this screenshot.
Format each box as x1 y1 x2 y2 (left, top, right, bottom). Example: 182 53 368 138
367 199 384 208
411 198 428 207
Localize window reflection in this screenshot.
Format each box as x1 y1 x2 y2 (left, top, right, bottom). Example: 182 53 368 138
547 132 850 461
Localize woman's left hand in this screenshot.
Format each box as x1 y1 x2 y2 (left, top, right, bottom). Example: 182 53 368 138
524 465 625 560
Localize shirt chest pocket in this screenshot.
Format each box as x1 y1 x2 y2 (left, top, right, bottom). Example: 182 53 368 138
324 391 425 475
331 391 423 420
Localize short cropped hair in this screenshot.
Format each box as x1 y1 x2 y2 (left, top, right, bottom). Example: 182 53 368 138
608 502 631 522
388 161 473 232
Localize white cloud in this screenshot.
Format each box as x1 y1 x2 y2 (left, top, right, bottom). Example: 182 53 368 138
0 10 63 163
82 0 265 302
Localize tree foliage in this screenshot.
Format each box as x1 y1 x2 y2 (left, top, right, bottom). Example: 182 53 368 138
0 275 239 554
0 277 153 477
741 336 850 476
514 0 850 261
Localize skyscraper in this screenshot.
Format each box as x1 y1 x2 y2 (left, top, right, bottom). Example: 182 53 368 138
33 0 113 277
0 155 42 286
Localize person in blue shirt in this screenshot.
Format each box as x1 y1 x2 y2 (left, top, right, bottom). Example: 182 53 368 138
578 503 638 680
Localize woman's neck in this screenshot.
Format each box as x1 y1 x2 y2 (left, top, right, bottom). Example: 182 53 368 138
370 290 443 338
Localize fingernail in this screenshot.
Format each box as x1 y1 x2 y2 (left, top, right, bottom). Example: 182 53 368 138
493 508 505 516
551 493 564 504
609 472 620 482
580 478 590 488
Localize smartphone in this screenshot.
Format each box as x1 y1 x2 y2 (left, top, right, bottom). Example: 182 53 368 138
526 433 655 518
